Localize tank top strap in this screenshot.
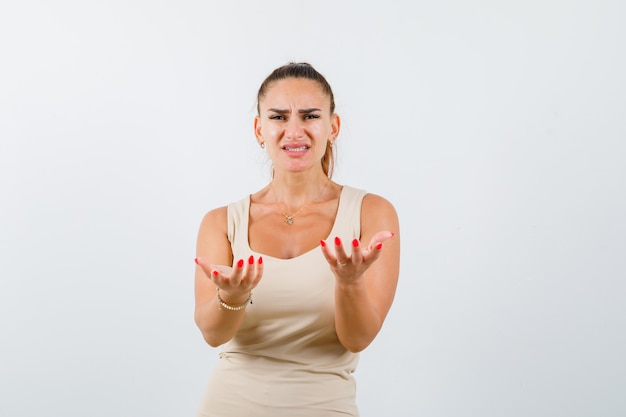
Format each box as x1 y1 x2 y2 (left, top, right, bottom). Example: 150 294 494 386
332 185 368 240
227 194 251 256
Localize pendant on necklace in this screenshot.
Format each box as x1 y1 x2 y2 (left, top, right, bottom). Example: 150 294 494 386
275 178 330 226
280 210 296 225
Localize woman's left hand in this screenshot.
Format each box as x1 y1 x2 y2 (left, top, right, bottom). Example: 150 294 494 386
320 231 395 283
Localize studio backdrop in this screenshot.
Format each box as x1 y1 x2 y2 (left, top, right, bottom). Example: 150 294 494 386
1 1 624 416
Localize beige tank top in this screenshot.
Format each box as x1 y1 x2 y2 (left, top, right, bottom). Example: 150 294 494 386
196 186 368 416
223 185 368 373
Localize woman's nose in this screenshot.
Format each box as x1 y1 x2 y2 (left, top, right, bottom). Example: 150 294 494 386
284 118 304 139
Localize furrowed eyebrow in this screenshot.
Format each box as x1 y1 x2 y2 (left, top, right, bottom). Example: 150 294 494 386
267 108 322 114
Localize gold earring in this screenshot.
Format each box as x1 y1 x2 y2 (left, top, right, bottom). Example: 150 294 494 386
260 141 265 149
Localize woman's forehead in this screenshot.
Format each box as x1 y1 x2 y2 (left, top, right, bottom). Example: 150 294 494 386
260 78 330 108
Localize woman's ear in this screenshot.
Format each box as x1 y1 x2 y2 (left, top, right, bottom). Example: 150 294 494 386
330 113 341 140
254 115 263 141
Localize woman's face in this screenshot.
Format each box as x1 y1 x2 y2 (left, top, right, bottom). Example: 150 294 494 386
254 77 339 175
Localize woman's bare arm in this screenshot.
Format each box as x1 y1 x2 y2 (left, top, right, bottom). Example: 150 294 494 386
321 194 400 352
193 207 263 347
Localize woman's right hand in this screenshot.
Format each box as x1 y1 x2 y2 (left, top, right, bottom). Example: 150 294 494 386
196 255 264 302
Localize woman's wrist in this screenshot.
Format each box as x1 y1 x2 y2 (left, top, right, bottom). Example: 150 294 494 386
216 288 253 311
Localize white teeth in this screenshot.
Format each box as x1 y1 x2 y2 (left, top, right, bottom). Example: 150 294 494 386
285 146 308 151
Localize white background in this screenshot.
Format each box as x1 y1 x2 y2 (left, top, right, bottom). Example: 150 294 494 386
1 1 625 416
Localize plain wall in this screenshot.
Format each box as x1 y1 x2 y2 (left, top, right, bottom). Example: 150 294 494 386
1 1 625 416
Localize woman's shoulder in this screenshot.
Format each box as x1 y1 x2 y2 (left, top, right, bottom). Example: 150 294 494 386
201 193 251 220
199 192 254 230
336 183 397 222
360 191 398 231
337 184 395 211
362 192 396 213
198 205 228 234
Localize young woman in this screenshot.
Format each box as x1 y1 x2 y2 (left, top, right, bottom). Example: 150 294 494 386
194 62 400 416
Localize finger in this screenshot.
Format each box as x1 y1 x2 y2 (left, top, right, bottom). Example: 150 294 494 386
196 257 226 280
242 255 262 287
333 237 349 263
319 239 338 265
211 258 256 285
195 258 237 291
228 258 245 286
251 256 264 288
366 231 395 251
210 265 234 279
350 238 363 265
362 241 384 265
195 257 210 277
242 255 255 283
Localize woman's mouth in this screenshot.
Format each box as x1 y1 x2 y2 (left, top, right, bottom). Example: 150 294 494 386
283 146 309 152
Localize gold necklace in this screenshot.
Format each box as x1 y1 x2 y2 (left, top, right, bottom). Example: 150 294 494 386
274 179 330 225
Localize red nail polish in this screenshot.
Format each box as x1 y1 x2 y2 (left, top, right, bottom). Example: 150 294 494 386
258 256 263 265
352 239 359 247
212 270 219 277
390 232 395 237
320 240 326 247
334 237 341 246
376 243 383 250
194 258 199 264
248 255 254 264
237 259 244 268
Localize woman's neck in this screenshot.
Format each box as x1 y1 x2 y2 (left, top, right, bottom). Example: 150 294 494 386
269 171 331 209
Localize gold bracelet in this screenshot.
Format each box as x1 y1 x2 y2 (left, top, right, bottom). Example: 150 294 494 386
216 288 253 311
